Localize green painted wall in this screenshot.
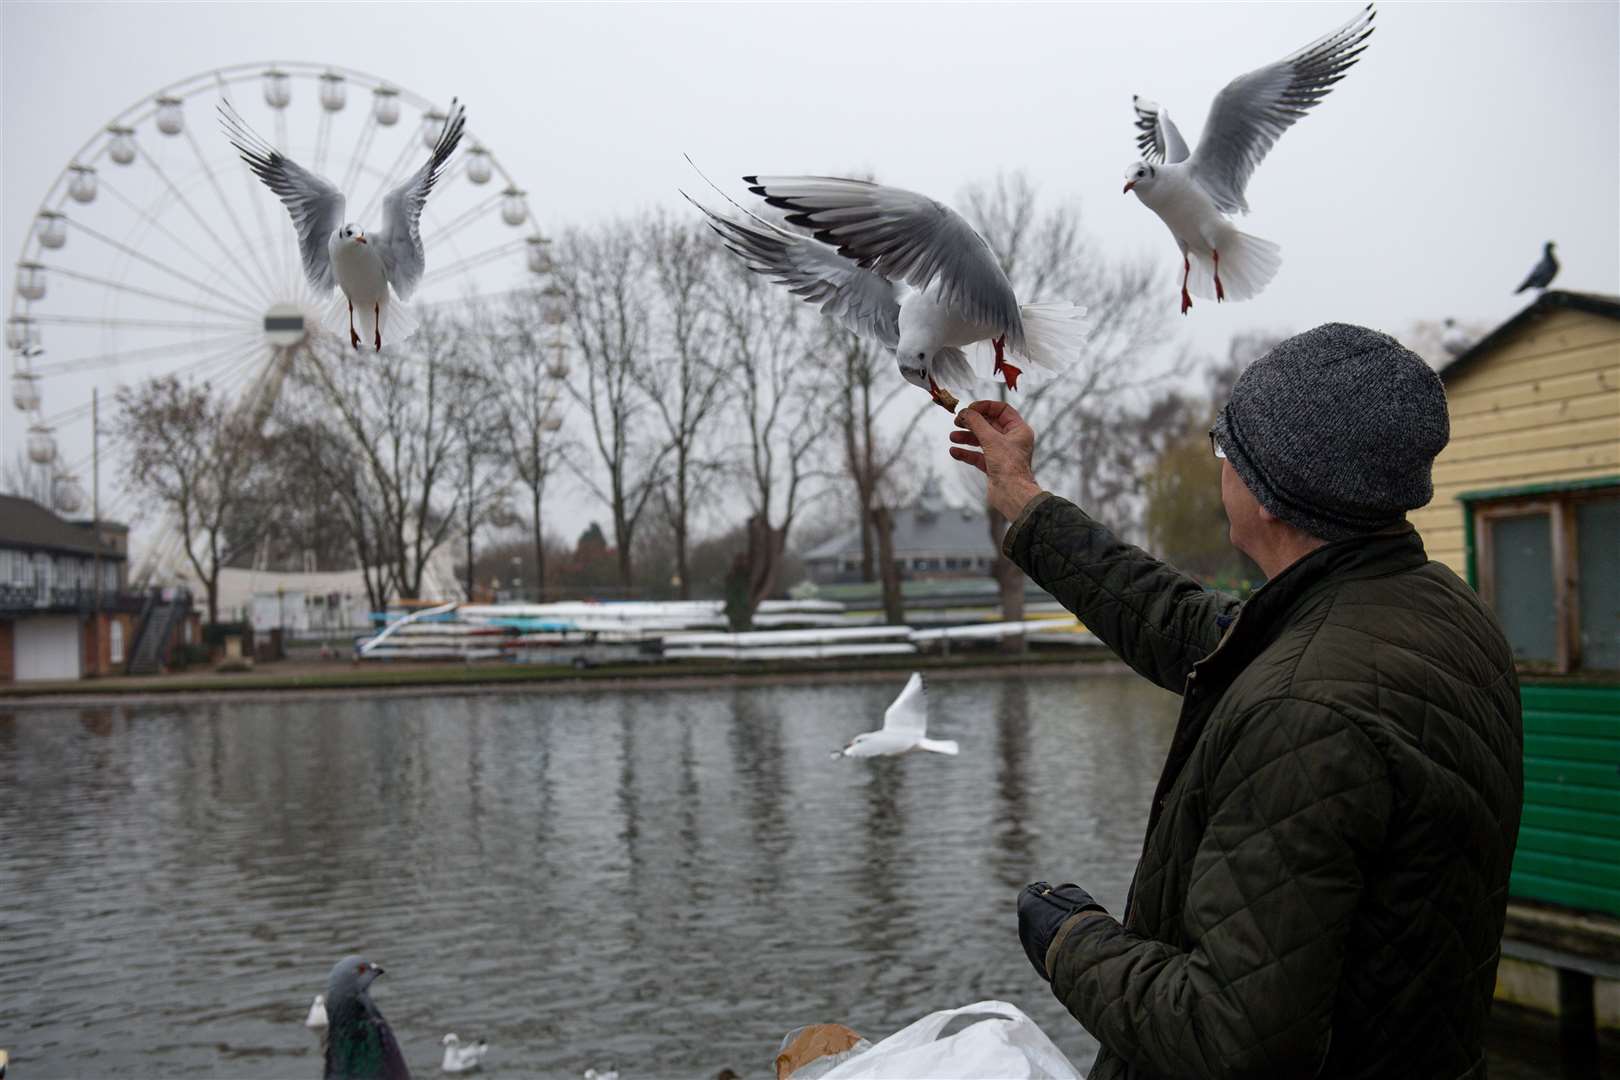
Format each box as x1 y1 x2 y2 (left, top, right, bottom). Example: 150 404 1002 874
1512 683 1620 917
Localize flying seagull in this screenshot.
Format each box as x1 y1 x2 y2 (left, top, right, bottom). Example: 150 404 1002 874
220 98 466 351
685 173 1087 412
836 672 959 758
1124 4 1375 314
322 954 411 1080
441 1034 488 1074
1514 241 1559 293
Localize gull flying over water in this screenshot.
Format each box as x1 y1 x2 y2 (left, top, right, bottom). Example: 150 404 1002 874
220 99 466 351
686 173 1087 412
1123 4 1375 314
837 672 959 758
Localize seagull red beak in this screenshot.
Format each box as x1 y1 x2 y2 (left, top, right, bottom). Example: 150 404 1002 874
355 235 367 244
1123 181 1136 194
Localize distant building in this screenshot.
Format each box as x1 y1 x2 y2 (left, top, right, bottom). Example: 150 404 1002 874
802 476 995 585
0 495 143 681
1409 289 1619 921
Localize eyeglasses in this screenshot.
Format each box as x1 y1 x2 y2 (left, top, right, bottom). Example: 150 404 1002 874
1208 430 1227 460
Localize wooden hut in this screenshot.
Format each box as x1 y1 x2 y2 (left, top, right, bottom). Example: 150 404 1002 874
1410 290 1619 1036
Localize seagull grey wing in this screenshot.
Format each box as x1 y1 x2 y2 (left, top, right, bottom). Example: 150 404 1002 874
1189 3 1375 214
685 192 901 348
745 176 1024 347
220 101 344 291
1132 97 1190 164
882 672 928 737
377 99 467 302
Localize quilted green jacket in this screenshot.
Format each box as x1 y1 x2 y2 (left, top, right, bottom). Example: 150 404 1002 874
1004 494 1523 1080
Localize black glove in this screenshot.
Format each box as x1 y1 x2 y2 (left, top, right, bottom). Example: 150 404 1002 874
1018 881 1106 982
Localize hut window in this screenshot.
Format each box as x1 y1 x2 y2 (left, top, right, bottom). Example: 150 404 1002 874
1474 486 1620 674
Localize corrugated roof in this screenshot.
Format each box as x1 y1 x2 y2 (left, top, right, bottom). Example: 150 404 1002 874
0 495 126 558
1438 290 1620 384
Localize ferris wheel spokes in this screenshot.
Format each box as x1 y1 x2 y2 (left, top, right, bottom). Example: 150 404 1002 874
134 143 277 310
43 264 257 322
67 208 266 315
180 125 284 301
34 331 257 377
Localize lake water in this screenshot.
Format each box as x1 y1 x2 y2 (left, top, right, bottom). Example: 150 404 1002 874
0 672 1570 1078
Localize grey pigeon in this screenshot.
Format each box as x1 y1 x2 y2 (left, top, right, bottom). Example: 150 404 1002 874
323 955 411 1080
1514 241 1559 293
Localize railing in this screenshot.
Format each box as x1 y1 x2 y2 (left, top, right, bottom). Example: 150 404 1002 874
0 583 145 613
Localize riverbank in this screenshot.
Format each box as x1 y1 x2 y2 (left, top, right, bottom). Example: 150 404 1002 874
0 648 1129 708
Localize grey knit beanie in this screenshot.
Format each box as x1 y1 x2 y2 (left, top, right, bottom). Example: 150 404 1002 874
1211 323 1449 541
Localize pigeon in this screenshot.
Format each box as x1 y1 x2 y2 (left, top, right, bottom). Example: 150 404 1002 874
220 98 466 351
685 173 1087 412
322 954 411 1080
1440 318 1473 358
1123 4 1375 314
837 672 959 758
1514 241 1559 293
440 1034 488 1074
306 993 329 1031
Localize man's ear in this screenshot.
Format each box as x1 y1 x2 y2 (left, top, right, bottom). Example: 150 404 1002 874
1256 501 1280 524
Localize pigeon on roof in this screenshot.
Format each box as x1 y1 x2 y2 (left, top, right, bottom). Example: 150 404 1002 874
1514 241 1559 294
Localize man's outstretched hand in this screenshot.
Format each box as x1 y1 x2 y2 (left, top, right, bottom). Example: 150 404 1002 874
951 400 1044 522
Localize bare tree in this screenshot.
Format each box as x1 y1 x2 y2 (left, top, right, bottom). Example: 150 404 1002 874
640 213 730 599
711 260 825 624
116 375 267 623
961 171 1173 638
1 452 54 505
445 339 511 601
554 220 671 590
267 407 395 612
821 329 934 623
497 293 572 602
301 312 464 600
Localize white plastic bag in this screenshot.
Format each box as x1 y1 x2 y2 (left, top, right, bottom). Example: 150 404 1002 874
816 1000 1083 1080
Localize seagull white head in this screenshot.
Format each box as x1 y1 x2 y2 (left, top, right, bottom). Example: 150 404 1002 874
339 222 367 245
894 339 933 394
1122 162 1157 196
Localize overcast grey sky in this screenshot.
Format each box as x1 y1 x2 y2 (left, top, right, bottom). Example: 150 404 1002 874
4 2 1616 547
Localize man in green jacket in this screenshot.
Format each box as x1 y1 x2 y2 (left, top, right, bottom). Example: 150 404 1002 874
950 324 1523 1079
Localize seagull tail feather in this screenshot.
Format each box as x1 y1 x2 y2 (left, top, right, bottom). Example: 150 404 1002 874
1012 301 1090 372
1188 230 1281 303
918 738 960 756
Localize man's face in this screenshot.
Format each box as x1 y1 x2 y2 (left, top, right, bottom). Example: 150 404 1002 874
1220 459 1267 564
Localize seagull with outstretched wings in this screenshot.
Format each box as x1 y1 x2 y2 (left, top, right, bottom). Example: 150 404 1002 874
685 174 1087 412
220 98 466 350
836 672 959 758
1123 5 1375 314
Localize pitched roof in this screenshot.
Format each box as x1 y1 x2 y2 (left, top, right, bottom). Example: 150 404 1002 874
1439 290 1620 384
0 495 125 558
803 482 991 562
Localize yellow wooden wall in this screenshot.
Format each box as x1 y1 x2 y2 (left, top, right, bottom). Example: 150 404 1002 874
1411 307 1620 575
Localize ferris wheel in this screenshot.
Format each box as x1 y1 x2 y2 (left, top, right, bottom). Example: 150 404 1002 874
5 61 557 547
